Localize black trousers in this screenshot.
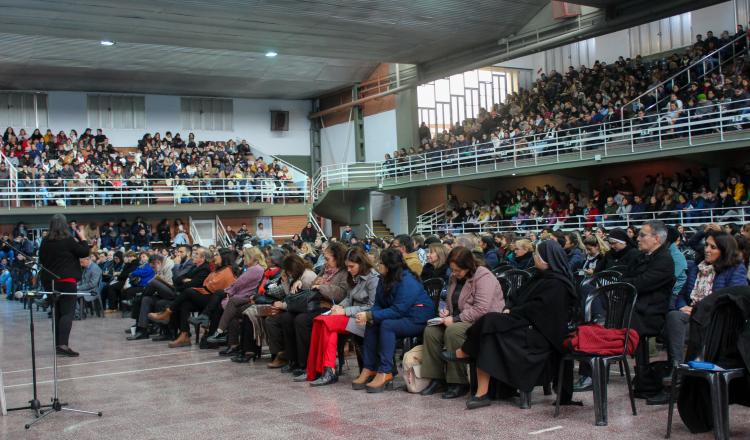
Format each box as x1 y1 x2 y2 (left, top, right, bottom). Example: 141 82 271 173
54 282 77 347
105 281 124 309
265 310 321 368
170 288 212 333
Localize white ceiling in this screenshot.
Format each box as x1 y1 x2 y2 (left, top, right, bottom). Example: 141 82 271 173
0 0 549 99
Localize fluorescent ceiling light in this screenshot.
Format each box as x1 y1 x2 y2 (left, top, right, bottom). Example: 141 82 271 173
265 51 278 57
100 40 115 46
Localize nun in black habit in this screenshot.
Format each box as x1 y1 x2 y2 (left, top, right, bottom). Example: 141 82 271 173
446 240 578 409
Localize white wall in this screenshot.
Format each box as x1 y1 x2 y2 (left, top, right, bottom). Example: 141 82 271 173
497 1 739 79
45 91 311 155
363 110 397 162
370 191 405 235
320 121 355 167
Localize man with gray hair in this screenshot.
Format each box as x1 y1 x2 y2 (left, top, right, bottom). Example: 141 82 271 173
78 256 103 317
620 220 675 396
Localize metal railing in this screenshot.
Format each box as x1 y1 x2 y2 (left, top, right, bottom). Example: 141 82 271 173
412 204 445 235
0 177 309 209
314 97 750 200
622 32 748 117
216 216 232 248
416 206 748 236
308 212 327 240
188 216 203 246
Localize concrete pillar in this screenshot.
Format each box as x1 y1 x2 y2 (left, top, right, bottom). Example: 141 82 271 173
394 65 419 149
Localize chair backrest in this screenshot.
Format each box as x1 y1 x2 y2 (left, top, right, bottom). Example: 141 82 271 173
593 282 638 331
492 264 513 276
499 269 531 304
496 276 511 303
422 277 445 313
591 270 622 288
699 300 746 364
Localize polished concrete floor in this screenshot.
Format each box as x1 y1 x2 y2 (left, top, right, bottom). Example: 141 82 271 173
1 298 749 440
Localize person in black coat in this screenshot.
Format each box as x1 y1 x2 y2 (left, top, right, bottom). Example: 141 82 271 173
603 228 640 270
620 221 675 393
421 243 450 283
38 214 92 357
300 222 317 243
446 240 577 410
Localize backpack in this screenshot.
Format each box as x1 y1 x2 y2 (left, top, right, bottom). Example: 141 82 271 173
402 345 431 394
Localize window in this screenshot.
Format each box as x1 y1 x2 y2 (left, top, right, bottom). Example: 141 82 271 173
180 97 233 131
0 92 48 128
87 95 145 129
417 68 519 133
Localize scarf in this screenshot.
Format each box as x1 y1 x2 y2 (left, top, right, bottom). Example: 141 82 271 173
319 265 339 284
690 261 716 305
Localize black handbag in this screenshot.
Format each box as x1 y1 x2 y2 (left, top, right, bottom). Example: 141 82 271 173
253 295 276 305
285 289 321 314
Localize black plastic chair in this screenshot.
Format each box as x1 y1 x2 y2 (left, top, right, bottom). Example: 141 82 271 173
666 302 747 440
422 278 445 314
491 264 513 276
496 276 511 303
554 282 638 426
499 269 531 305
582 270 623 321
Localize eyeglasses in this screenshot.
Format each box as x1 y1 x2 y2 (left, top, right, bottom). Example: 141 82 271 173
638 232 654 238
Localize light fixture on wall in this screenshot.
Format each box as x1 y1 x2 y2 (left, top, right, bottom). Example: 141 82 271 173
265 51 278 57
100 40 116 46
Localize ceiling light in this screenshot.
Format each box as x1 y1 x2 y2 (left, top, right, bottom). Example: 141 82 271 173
511 173 516 176
100 40 115 46
265 51 278 58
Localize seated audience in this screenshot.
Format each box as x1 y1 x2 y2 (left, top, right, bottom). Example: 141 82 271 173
420 247 504 399
445 240 575 409
421 243 450 282
304 247 380 385
351 248 434 393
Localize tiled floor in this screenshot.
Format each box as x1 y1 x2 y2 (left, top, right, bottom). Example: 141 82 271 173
1 298 748 440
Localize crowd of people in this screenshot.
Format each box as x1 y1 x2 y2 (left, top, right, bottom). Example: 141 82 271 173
0 128 302 207
397 28 750 168
4 211 750 421
437 166 750 234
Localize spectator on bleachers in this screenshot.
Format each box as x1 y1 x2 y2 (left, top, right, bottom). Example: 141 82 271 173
300 222 317 243
420 247 504 399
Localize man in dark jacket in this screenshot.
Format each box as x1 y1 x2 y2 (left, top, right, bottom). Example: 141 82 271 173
147 247 211 325
620 220 675 394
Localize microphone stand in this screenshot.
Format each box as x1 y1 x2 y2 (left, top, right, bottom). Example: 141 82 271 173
1 238 102 429
5 240 53 418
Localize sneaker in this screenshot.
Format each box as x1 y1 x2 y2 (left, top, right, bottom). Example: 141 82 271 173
573 376 593 392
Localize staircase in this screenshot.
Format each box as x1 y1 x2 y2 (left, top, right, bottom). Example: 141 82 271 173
371 220 393 238
412 204 445 236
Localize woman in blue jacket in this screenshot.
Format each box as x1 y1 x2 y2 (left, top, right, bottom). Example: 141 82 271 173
352 248 434 393
665 231 747 366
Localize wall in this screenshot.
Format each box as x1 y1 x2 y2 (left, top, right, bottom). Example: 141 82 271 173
363 110 398 162
417 184 447 213
45 91 312 156
498 1 739 77
320 122 355 167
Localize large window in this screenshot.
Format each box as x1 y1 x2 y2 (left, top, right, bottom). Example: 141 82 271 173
180 97 233 131
417 68 520 134
87 94 145 129
0 92 48 128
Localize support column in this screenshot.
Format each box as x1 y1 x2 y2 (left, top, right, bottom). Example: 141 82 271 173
310 98 322 172
352 86 366 162
394 65 419 149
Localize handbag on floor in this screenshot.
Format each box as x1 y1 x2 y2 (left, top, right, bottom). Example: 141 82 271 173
402 345 430 394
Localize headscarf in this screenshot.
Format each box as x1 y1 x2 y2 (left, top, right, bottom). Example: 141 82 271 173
535 240 575 290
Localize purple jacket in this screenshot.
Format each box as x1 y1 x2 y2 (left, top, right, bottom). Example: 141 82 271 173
222 264 264 308
446 265 505 323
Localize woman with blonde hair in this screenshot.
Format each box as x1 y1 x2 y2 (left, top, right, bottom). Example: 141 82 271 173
510 239 534 270
422 243 450 282
190 247 266 354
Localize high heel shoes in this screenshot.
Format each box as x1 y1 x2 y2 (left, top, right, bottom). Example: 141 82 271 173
365 373 393 393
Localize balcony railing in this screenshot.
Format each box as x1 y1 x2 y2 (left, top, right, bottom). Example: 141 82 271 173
416 206 749 236
0 177 309 209
314 98 750 201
